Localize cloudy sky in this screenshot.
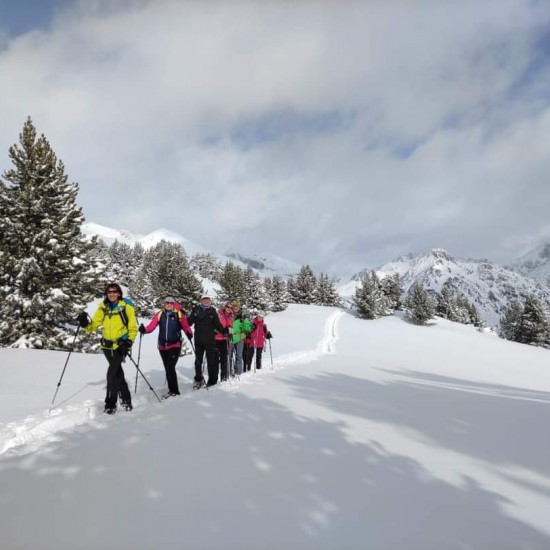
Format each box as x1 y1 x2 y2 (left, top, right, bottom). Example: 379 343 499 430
1 0 550 275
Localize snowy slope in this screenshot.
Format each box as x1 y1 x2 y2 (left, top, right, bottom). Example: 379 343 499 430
0 305 549 549
82 222 299 277
226 250 301 277
506 242 550 286
339 248 550 326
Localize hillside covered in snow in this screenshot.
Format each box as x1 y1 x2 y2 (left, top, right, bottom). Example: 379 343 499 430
0 305 549 549
340 248 550 327
82 222 301 277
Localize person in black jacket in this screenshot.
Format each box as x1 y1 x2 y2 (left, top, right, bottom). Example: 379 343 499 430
187 295 227 388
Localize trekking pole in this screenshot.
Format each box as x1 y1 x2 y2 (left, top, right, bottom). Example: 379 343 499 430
134 333 143 394
187 335 196 354
126 353 162 402
268 338 274 370
49 324 81 414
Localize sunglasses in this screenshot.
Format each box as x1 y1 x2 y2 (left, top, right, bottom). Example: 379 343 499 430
165 302 175 305
107 290 119 294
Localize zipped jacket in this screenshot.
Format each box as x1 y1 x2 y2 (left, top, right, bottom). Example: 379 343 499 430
248 317 270 349
187 304 226 345
144 309 193 351
86 299 138 350
215 308 234 341
231 315 253 344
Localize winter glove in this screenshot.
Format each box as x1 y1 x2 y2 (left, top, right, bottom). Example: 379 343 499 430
77 311 90 328
266 332 272 340
117 338 132 353
139 324 146 335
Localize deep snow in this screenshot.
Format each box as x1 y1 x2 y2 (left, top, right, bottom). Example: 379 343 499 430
0 305 549 549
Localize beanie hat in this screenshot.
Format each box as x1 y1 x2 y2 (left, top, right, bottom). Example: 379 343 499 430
164 296 175 303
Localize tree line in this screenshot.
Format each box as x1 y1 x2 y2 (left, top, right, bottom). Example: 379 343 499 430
1 118 549 352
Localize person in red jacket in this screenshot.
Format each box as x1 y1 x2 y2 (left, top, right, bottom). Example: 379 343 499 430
245 313 272 371
215 301 234 381
139 297 193 398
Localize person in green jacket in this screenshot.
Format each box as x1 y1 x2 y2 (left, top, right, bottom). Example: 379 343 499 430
230 301 253 375
78 283 138 415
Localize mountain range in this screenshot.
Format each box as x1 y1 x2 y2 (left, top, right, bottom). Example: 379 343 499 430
83 222 550 327
82 222 302 277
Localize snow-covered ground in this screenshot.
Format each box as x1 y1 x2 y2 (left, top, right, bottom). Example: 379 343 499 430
0 305 549 549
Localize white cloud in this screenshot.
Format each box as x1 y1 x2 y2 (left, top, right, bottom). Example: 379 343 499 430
1 0 550 273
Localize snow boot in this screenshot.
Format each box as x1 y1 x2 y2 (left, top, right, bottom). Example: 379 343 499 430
104 407 116 415
121 401 133 411
193 379 206 390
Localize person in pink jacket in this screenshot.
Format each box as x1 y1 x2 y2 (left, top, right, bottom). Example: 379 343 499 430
244 313 272 372
139 297 193 398
215 301 234 381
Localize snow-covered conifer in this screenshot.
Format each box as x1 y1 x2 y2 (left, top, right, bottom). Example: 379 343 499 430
353 271 388 319
518 295 549 347
243 266 269 311
404 282 434 325
269 275 288 312
217 261 245 305
190 252 222 281
291 265 317 304
0 118 101 349
315 273 341 307
380 273 403 310
499 301 523 342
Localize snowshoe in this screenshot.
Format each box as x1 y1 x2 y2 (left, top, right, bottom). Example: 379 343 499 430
162 392 179 399
193 379 206 390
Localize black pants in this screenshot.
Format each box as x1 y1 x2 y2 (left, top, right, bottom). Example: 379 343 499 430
244 346 263 371
243 344 253 371
255 347 263 370
215 340 229 380
159 348 181 394
103 349 131 408
194 341 217 384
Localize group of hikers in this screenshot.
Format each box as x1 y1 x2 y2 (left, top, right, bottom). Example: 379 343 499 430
77 283 273 414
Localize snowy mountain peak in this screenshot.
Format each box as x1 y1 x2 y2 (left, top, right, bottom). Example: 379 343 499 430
82 222 300 277
506 242 550 286
340 247 550 327
428 248 455 262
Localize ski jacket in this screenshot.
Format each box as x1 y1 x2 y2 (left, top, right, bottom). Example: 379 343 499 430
248 317 271 349
86 298 138 350
187 304 226 345
231 314 253 344
144 309 193 351
215 308 234 341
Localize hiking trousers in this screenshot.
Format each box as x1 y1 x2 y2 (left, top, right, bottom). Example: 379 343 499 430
159 348 181 395
103 349 131 408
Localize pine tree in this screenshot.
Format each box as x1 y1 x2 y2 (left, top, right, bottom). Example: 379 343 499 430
436 281 458 320
217 261 245 305
353 271 388 319
499 301 523 342
106 240 134 286
518 295 549 347
404 282 434 326
148 240 203 311
380 273 403 310
291 265 317 304
269 275 288 312
190 252 222 281
315 273 341 306
243 266 269 311
0 117 101 349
